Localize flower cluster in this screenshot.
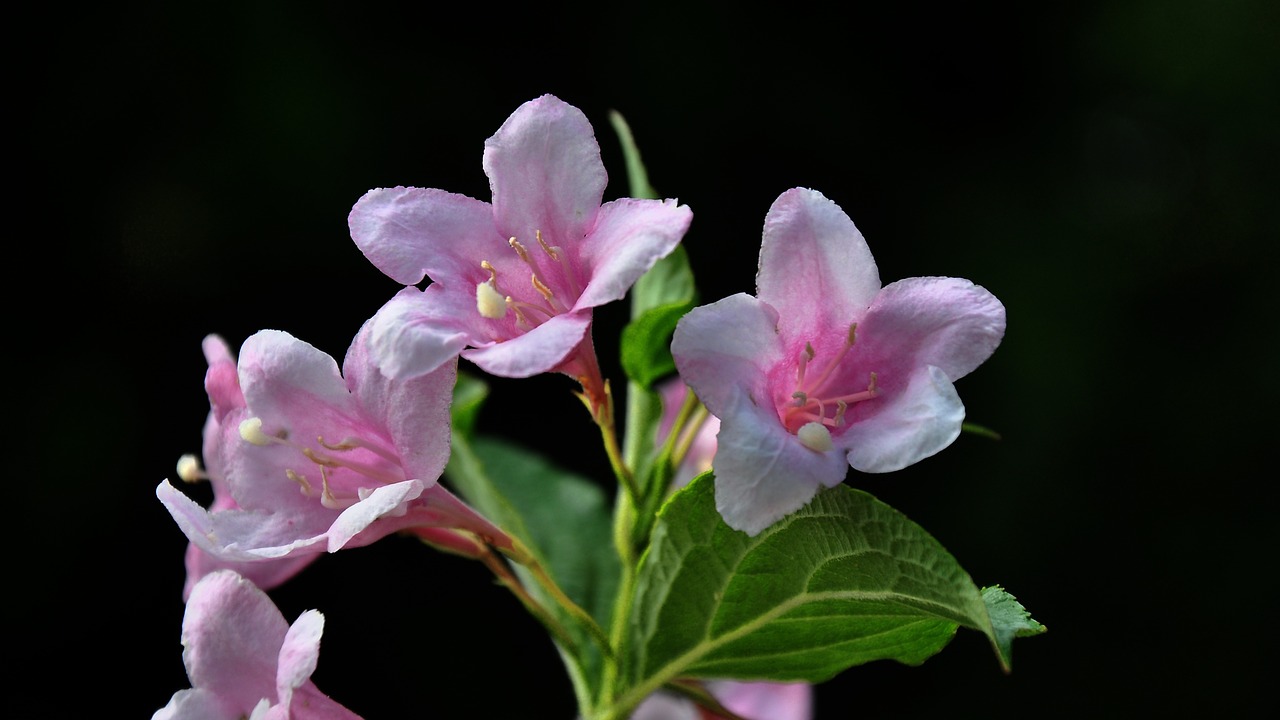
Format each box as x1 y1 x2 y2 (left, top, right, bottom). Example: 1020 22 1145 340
155 94 1030 720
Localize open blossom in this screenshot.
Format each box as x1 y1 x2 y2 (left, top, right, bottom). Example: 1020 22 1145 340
348 94 692 405
672 187 1006 535
158 320 514 571
153 569 360 720
172 335 322 598
632 680 812 720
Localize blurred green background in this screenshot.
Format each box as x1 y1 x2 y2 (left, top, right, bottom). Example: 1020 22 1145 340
19 1 1275 717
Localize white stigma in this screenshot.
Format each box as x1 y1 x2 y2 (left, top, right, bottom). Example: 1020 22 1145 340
476 281 508 318
239 417 272 446
176 454 204 483
797 421 834 452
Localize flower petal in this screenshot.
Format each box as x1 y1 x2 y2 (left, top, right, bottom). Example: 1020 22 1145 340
756 188 881 343
182 541 319 600
344 315 457 483
181 571 285 712
158 481 331 561
708 681 813 720
713 394 849 536
275 610 324 706
842 364 965 473
461 310 591 377
369 285 472 381
483 94 606 250
151 688 239 720
348 186 499 286
672 293 783 419
326 480 426 552
856 276 1007 381
574 197 693 308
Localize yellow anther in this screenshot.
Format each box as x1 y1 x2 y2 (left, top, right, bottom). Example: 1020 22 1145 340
804 342 815 360
286 468 314 494
834 400 848 426
531 273 555 302
508 237 531 263
868 371 878 394
481 260 498 283
847 322 858 346
792 391 808 407
536 230 559 260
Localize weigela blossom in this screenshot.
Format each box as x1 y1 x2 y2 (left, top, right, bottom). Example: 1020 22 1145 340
153 569 360 720
172 335 321 598
631 680 812 720
672 188 1006 535
158 321 514 570
348 94 692 405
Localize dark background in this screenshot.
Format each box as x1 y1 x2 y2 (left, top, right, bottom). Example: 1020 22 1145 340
19 1 1275 717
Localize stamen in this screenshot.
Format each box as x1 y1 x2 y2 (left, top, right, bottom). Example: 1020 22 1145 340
797 343 815 384
508 237 531 263
797 422 834 452
318 435 400 464
507 297 532 329
286 468 313 495
833 400 848 426
301 447 403 485
792 391 808 407
535 230 559 260
481 260 498 283
847 322 858 345
531 273 556 303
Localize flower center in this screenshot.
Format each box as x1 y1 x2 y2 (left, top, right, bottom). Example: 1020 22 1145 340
239 417 406 509
474 230 582 334
782 322 879 448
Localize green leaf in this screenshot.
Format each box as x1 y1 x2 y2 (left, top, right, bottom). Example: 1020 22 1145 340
620 474 1002 707
630 245 696 320
609 109 659 201
620 246 697 390
620 301 694 389
450 371 489 439
981 585 1046 672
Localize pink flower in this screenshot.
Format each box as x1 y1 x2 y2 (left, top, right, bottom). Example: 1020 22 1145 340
172 335 321 598
158 320 511 570
348 94 692 406
631 680 812 720
152 569 361 720
672 188 1006 535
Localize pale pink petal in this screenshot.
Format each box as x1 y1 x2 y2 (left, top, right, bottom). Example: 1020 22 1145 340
275 610 324 707
158 481 330 561
855 276 1007 381
462 310 592 377
348 186 500 286
284 686 365 720
181 571 284 713
152 688 238 720
709 681 813 720
182 541 319 601
841 365 965 473
344 315 457 482
574 197 693 308
325 480 426 552
238 331 360 432
630 693 700 720
368 285 472 381
671 294 783 420
202 335 244 424
713 394 849 536
756 188 880 343
483 94 606 249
